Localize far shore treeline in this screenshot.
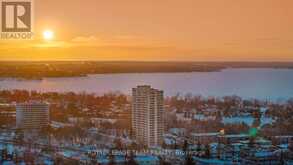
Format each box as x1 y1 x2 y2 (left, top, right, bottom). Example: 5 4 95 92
1 61 293 79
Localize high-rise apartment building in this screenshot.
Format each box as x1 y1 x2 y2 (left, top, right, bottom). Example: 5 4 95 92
16 102 49 129
132 85 164 147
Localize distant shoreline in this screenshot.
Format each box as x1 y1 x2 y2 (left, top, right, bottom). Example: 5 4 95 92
1 61 293 79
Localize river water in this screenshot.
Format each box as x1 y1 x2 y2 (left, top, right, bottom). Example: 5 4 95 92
0 68 292 101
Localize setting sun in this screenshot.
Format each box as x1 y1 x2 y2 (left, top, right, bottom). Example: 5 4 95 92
43 30 54 40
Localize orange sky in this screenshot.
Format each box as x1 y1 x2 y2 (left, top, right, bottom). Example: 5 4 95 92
1 0 293 61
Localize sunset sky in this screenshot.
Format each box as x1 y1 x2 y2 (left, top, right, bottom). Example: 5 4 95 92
1 0 293 61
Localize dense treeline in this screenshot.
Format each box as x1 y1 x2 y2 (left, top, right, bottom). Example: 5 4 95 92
0 61 224 79
1 61 293 79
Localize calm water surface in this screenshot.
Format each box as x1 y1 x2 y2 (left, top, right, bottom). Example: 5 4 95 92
0 68 293 101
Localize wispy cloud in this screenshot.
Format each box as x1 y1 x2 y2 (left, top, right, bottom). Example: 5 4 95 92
71 36 99 42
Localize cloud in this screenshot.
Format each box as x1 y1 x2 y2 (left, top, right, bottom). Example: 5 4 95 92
69 35 172 49
71 36 98 42
223 42 240 46
32 41 70 48
255 37 280 41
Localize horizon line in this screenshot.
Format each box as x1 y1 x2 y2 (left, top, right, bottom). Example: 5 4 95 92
1 60 293 63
